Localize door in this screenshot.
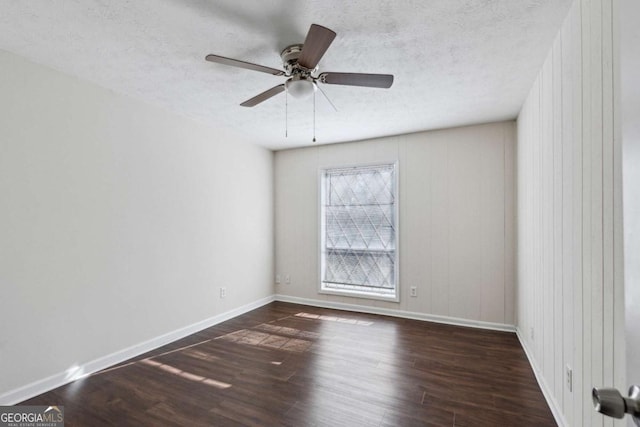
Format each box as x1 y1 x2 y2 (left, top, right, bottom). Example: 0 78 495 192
620 0 640 404
593 1 640 425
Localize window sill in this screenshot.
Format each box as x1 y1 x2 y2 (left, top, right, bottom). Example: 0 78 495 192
319 286 399 303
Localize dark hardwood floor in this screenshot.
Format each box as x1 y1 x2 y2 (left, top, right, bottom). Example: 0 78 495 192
22 302 556 426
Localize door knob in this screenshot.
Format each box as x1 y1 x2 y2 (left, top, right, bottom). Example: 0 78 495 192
592 385 640 426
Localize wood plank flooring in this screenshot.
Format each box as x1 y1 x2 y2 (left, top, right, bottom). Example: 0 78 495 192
21 302 556 426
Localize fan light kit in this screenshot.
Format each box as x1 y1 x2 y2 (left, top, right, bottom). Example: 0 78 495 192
205 24 394 141
285 76 316 99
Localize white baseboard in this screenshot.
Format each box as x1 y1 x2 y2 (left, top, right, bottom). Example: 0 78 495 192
515 328 567 427
1 294 544 413
274 294 516 333
0 295 275 406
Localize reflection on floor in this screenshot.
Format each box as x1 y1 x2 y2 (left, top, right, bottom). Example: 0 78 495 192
295 311 374 326
140 359 231 389
217 328 313 353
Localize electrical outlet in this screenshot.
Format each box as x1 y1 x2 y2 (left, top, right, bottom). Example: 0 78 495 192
275 274 281 284
219 287 226 299
410 286 417 297
530 327 534 341
565 365 573 392
285 275 291 285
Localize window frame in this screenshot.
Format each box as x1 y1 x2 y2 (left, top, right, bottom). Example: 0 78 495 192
317 161 400 302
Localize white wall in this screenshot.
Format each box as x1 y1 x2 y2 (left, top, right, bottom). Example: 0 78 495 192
275 122 516 327
516 0 625 425
0 50 274 399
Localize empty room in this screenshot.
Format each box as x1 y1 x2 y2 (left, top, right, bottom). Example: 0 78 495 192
1 1 638 426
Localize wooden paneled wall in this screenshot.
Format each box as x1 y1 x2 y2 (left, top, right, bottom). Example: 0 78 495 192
275 122 516 328
516 0 625 425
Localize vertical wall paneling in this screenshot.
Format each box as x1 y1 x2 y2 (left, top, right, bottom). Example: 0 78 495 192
543 53 555 390
589 0 605 425
533 75 542 365
516 0 624 425
480 136 505 323
431 138 450 317
581 1 594 425
553 34 565 408
600 4 615 427
572 1 585 422
504 123 517 325
560 6 576 424
448 138 483 320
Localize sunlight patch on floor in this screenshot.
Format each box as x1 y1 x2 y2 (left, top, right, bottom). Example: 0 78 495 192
141 359 231 389
254 323 320 339
217 329 312 353
295 312 373 326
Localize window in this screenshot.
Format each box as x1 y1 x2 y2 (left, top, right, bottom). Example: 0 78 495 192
319 163 398 301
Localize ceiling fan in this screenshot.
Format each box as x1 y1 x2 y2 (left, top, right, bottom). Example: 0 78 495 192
205 24 394 107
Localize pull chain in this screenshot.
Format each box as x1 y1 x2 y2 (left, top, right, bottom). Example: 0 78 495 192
312 88 316 143
285 89 288 138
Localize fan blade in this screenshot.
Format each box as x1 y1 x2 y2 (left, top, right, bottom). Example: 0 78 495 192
319 72 394 88
240 84 285 107
297 24 337 69
205 54 284 76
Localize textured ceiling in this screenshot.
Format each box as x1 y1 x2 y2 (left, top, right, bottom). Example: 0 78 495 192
0 0 572 150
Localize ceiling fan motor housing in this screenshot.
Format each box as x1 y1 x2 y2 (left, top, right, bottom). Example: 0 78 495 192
280 44 316 76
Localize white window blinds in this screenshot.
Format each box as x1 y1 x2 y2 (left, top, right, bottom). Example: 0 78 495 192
320 164 397 299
